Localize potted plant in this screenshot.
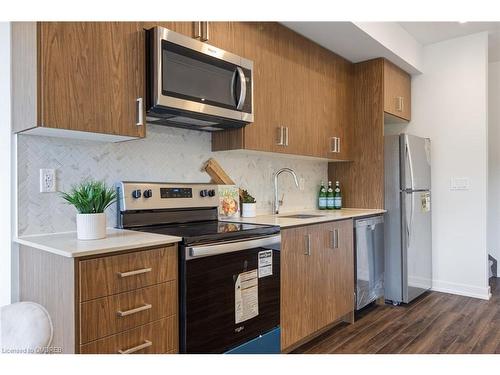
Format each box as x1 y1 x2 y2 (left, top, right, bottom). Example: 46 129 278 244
60 180 117 240
240 189 257 218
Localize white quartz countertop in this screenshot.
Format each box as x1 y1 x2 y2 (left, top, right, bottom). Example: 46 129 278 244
222 208 386 228
14 228 182 258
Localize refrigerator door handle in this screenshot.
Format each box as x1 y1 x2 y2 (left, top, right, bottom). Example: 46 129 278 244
405 136 415 191
407 192 414 249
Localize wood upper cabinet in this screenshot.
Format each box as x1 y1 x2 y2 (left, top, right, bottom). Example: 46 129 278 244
211 22 353 160
383 59 411 121
280 219 354 352
12 22 146 141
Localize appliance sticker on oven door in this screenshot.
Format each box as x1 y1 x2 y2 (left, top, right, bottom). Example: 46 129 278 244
258 250 273 278
235 269 259 324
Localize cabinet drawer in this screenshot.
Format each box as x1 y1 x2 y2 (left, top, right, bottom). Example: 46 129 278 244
80 316 178 354
79 246 177 302
80 281 177 344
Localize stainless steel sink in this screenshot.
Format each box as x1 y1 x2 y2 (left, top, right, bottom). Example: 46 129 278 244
279 214 325 219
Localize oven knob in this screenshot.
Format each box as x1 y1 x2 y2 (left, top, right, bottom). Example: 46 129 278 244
131 189 142 199
143 189 153 198
208 189 216 197
200 189 208 197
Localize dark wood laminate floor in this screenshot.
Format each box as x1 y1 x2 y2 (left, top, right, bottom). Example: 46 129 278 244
294 278 499 354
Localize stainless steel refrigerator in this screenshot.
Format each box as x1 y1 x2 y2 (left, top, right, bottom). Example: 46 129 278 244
384 134 432 304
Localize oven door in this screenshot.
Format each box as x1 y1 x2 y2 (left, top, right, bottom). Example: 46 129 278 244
180 235 280 354
150 26 253 124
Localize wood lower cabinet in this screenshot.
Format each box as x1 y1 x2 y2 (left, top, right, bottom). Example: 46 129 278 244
12 22 146 141
80 316 177 354
280 219 354 352
19 244 179 354
79 281 177 344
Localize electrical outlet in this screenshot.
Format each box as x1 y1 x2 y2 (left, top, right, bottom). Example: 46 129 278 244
40 169 56 193
299 178 305 191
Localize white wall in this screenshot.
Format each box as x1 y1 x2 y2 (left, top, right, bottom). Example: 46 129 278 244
354 22 424 73
407 32 490 299
0 22 12 306
488 61 500 266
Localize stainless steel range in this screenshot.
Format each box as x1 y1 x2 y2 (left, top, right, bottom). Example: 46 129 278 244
116 182 281 354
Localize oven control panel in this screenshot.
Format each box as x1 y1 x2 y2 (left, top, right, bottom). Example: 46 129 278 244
160 187 193 199
117 182 220 211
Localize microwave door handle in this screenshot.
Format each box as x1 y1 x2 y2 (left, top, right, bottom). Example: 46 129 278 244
236 67 247 110
231 69 238 105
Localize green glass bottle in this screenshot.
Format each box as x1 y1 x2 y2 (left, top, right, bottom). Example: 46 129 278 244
334 181 342 210
318 181 327 210
326 181 334 210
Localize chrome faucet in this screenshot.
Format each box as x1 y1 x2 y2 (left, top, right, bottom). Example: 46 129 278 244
273 168 299 215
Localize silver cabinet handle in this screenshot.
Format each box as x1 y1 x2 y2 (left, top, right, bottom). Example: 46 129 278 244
284 127 289 146
276 126 285 146
117 267 152 278
201 21 209 41
236 67 247 110
117 303 152 317
330 137 336 153
396 96 404 112
330 229 340 249
193 22 202 39
118 340 152 354
304 234 311 256
136 97 144 126
330 137 341 153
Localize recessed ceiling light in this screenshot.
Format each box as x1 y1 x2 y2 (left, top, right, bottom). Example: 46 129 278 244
459 21 468 24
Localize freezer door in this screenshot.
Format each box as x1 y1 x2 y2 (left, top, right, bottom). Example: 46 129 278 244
401 134 431 191
402 191 432 303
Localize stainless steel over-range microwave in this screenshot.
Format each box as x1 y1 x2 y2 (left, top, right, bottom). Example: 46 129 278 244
146 26 254 131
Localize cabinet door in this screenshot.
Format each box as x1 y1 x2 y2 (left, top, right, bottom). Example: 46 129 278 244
280 225 318 351
318 219 354 323
277 29 312 157
324 57 353 161
39 22 145 138
215 22 284 153
383 60 411 121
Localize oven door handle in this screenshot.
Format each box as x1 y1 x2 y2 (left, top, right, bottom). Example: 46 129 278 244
187 235 281 259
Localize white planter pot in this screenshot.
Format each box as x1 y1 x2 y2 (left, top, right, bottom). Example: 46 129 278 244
242 203 257 218
76 213 106 240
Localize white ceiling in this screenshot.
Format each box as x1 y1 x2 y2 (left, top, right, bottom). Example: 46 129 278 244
283 22 500 72
399 22 500 62
282 22 422 74
399 22 500 45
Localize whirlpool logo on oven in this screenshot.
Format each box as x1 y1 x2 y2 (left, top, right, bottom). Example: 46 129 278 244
235 326 245 333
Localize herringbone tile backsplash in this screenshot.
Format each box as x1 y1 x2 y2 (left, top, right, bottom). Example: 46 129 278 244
17 125 328 235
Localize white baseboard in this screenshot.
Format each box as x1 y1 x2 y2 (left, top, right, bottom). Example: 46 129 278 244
431 279 491 300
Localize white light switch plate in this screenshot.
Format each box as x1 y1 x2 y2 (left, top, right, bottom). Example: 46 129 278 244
450 177 470 191
40 169 56 193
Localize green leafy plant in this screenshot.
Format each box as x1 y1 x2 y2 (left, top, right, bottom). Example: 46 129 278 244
60 180 117 214
240 189 256 204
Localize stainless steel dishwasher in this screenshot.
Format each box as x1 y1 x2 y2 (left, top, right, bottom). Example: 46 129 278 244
354 215 385 310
